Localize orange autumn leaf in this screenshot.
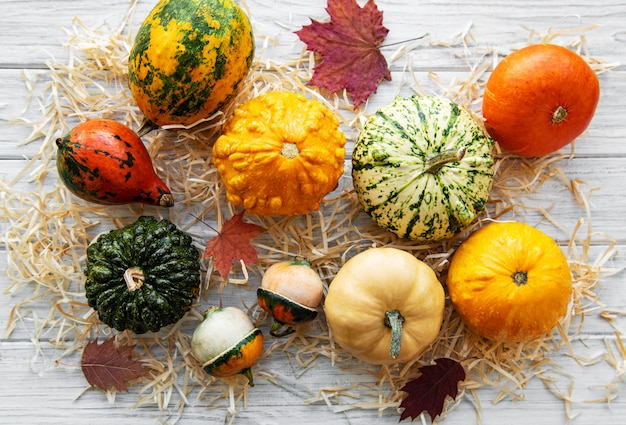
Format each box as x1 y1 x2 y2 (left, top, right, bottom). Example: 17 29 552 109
81 338 149 392
295 0 391 108
203 211 263 277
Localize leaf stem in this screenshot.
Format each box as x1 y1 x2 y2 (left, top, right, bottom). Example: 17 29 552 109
188 212 219 234
380 34 428 48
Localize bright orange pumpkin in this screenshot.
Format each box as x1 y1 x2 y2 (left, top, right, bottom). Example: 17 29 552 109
482 44 600 157
212 91 346 216
446 221 573 342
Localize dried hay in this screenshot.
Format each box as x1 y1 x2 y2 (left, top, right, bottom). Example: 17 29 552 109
1 1 623 423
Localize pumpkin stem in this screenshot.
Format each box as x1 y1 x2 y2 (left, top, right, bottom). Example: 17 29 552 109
269 320 295 338
158 193 175 208
241 367 255 387
552 106 568 124
281 142 300 159
137 119 160 137
424 147 466 174
384 309 405 360
290 257 311 267
511 271 528 286
124 267 144 291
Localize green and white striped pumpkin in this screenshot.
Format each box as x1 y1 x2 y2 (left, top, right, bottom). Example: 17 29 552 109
352 95 495 242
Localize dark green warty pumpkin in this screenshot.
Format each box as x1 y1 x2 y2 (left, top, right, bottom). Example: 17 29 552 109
85 216 201 334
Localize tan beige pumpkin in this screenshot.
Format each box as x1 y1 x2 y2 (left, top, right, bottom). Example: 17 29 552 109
325 247 445 364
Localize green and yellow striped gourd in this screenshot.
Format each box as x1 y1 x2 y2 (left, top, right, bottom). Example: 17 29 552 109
352 95 495 242
128 0 254 133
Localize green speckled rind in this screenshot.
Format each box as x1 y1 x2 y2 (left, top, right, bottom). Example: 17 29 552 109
352 95 495 241
128 0 254 127
84 216 201 334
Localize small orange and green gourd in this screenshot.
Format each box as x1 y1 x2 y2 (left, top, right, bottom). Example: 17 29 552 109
257 259 325 337
191 306 264 386
128 0 255 133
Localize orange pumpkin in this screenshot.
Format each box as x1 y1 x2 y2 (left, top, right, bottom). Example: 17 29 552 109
446 221 572 342
482 44 599 157
212 91 346 216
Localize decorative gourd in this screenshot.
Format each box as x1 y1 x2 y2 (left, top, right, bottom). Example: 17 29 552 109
257 259 324 337
128 0 254 133
84 216 201 334
212 91 346 216
191 306 264 386
352 95 494 242
446 221 573 342
324 247 445 364
56 119 173 207
482 44 600 157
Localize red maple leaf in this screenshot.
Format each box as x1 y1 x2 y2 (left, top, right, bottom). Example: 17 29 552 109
81 338 149 392
295 0 391 108
399 358 466 422
203 211 263 278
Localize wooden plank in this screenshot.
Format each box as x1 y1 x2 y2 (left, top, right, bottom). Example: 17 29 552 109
2 66 626 158
3 154 626 242
2 1 626 424
2 0 625 68
0 336 625 424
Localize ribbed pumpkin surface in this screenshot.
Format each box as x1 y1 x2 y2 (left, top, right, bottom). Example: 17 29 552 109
212 91 346 216
128 0 254 127
85 216 201 334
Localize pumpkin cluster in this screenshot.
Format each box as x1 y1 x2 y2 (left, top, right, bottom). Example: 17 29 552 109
57 0 590 394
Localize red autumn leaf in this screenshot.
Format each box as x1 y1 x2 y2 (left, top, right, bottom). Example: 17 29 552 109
81 338 149 392
203 211 263 277
295 0 391 108
399 357 466 422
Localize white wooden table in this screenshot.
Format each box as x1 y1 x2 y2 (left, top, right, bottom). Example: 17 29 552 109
1 1 625 424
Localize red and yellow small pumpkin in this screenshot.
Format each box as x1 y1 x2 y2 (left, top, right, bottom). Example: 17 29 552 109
55 119 173 207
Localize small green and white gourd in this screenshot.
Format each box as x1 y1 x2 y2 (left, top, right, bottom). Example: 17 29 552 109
352 95 495 241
